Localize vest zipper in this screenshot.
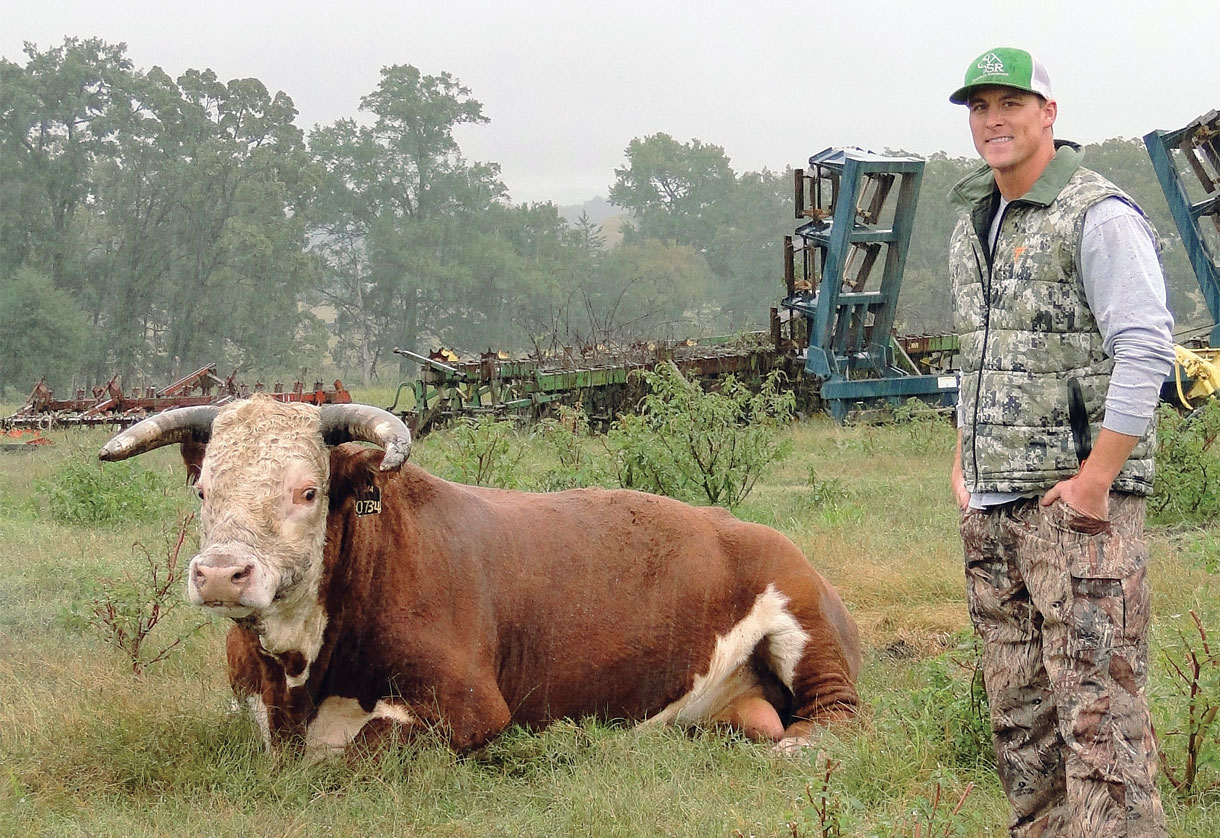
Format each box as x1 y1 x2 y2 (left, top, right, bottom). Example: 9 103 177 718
969 242 988 486
968 200 1010 490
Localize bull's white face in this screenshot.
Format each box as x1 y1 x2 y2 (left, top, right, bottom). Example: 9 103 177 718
186 400 331 621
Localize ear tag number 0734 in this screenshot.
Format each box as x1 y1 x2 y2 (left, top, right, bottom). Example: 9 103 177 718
355 485 381 516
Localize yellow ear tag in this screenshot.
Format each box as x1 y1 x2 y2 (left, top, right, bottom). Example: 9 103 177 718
355 485 381 516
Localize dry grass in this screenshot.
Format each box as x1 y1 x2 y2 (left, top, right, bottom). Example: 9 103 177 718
1 415 1216 836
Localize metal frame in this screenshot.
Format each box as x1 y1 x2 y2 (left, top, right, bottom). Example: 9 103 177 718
1144 109 1220 347
783 148 957 420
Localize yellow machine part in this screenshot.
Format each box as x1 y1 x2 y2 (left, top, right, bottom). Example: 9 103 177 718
1172 344 1220 407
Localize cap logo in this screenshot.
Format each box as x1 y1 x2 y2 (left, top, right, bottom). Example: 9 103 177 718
977 53 1006 75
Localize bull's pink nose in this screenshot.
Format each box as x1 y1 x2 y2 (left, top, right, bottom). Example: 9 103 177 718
193 561 253 603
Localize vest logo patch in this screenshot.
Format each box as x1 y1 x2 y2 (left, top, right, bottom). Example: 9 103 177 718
355 485 381 516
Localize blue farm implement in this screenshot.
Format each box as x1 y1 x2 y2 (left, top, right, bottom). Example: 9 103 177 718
1145 109 1220 406
781 148 959 421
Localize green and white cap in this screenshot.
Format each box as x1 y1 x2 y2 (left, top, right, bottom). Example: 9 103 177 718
950 47 1053 105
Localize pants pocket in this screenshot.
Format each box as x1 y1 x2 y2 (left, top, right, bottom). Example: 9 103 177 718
1039 501 1148 652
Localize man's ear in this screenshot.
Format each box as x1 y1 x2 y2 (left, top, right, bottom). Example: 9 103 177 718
1043 98 1058 129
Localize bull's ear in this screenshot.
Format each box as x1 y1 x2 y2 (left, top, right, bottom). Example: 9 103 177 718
181 440 207 484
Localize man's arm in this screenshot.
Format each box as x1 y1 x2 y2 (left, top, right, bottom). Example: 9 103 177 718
951 429 970 511
1042 197 1174 518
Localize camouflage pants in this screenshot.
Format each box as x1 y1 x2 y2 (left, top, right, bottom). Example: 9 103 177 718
960 494 1167 837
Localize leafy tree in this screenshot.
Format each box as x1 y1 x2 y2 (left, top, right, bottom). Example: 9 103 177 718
0 38 132 280
609 133 737 248
572 209 606 256
310 65 509 380
476 201 592 354
586 239 712 345
609 134 794 335
702 167 792 331
0 265 90 398
1 40 325 388
147 69 324 377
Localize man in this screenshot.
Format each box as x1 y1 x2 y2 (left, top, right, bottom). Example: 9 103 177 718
947 47 1174 836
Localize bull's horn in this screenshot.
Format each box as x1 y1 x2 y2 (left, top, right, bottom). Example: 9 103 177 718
319 404 412 471
98 406 219 462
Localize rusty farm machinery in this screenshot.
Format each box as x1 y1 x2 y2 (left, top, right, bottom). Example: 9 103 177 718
2 364 353 430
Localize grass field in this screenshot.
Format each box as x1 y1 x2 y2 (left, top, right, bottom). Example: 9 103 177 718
1 408 1217 837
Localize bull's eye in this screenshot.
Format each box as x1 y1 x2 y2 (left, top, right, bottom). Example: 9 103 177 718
293 486 318 505
195 487 205 501
303 488 317 502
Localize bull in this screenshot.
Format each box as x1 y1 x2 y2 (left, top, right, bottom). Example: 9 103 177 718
100 395 860 755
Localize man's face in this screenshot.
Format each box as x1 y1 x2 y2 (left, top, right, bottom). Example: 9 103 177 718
967 86 1056 176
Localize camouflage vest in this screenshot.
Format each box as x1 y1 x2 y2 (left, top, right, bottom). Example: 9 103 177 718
949 148 1157 495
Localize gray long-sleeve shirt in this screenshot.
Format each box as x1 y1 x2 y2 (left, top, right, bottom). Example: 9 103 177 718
1078 196 1176 434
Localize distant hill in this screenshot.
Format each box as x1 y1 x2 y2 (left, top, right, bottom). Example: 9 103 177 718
557 196 618 225
557 195 628 248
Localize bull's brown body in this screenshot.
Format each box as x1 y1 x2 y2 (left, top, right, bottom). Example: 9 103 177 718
225 446 860 751
102 397 860 754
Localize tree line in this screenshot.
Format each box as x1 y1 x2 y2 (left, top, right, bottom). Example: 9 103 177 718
0 37 1204 400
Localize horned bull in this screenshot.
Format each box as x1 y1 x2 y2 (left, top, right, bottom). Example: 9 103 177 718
100 395 860 755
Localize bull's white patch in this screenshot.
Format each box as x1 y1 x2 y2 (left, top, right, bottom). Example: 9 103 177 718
305 696 417 757
258 597 329 689
643 584 809 728
247 695 273 753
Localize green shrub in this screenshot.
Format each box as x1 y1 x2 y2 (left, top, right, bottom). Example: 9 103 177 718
1151 398 1220 525
534 405 609 491
603 363 795 508
36 458 185 525
439 414 527 488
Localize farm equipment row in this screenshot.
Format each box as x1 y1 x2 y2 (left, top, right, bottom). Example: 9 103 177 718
387 337 805 434
386 144 964 430
385 327 960 433
2 364 353 430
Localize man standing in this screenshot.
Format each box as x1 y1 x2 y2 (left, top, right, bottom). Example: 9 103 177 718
947 48 1174 836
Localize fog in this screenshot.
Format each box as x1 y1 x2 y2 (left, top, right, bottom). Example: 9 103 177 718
4 0 1217 204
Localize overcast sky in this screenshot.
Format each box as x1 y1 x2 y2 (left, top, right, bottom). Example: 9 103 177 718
4 0 1217 205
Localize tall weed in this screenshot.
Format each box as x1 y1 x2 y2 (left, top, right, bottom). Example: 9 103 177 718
1157 611 1220 799
88 514 207 675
